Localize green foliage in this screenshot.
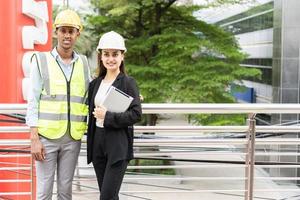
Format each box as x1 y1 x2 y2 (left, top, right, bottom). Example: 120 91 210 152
201 0 255 7
128 159 176 175
87 0 261 125
189 113 247 126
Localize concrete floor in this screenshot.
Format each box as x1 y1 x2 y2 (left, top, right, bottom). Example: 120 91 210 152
53 173 300 200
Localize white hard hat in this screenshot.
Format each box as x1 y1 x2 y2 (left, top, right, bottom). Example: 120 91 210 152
96 31 127 52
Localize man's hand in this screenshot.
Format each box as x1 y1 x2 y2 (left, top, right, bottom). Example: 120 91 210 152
30 127 45 161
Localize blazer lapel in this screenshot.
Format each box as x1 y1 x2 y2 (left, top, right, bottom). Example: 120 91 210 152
112 73 125 89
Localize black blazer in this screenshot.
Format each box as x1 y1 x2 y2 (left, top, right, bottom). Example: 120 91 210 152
87 73 142 165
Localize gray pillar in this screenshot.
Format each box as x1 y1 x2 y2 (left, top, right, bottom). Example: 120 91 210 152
272 0 300 182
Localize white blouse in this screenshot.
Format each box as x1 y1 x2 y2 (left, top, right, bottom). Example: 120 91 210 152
94 81 113 127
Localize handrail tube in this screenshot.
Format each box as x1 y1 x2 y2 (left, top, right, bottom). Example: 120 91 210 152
141 103 300 114
72 190 247 194
134 126 249 132
134 152 247 156
256 152 300 156
2 138 300 145
125 177 247 180
0 167 31 170
134 157 249 164
2 125 300 133
43 176 249 181
127 164 300 169
134 139 247 143
3 103 300 114
0 149 30 153
0 139 30 145
136 157 300 165
259 165 300 168
76 165 246 170
0 162 31 166
0 180 31 183
134 125 300 133
0 154 31 158
134 143 245 146
0 192 31 196
0 125 298 134
0 104 27 114
76 160 300 169
70 189 300 194
253 189 300 192
256 177 300 180
0 126 29 132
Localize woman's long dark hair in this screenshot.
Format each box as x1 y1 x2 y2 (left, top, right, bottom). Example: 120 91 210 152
96 50 126 78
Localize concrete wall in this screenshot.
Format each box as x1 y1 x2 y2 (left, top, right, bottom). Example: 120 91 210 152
271 0 300 182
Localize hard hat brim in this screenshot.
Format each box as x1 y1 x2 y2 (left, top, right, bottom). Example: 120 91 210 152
55 24 82 31
97 47 127 52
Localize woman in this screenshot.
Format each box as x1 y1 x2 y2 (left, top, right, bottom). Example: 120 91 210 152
87 31 142 200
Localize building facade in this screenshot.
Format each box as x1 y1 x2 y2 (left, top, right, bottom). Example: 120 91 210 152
196 0 300 183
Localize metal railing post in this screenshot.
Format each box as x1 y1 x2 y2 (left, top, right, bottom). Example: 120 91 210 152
30 153 34 200
245 113 256 200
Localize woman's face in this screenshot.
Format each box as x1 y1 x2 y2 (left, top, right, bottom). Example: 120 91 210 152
101 49 124 72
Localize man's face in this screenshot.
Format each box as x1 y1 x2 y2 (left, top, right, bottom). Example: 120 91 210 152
56 26 80 50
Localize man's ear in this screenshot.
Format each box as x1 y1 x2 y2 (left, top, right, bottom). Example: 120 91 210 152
77 31 80 37
53 29 58 38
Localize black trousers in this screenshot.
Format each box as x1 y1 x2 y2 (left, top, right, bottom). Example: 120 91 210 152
92 127 128 200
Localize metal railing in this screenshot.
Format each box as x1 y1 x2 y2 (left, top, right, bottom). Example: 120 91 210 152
1 103 300 200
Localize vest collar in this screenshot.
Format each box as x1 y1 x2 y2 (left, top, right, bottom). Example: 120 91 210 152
51 47 79 64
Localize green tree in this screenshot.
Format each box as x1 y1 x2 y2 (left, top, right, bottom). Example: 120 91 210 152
87 0 260 125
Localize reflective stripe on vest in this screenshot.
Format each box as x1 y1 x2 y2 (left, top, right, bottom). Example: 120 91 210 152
37 52 89 140
39 113 86 122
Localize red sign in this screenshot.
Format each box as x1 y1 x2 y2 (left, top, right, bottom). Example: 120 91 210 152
0 0 52 103
0 1 52 199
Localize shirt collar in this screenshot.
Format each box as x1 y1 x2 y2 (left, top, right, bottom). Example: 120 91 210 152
51 47 79 64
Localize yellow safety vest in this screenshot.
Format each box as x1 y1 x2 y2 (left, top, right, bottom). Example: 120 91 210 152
36 52 89 140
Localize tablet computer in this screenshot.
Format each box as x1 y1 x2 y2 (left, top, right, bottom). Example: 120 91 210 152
101 86 134 112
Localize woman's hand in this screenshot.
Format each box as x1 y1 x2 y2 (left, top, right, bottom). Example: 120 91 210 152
93 105 107 120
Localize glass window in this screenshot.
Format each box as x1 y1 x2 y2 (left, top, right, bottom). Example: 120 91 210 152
241 58 273 67
243 67 272 85
216 2 274 35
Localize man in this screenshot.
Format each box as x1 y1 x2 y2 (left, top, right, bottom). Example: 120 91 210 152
26 9 90 200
